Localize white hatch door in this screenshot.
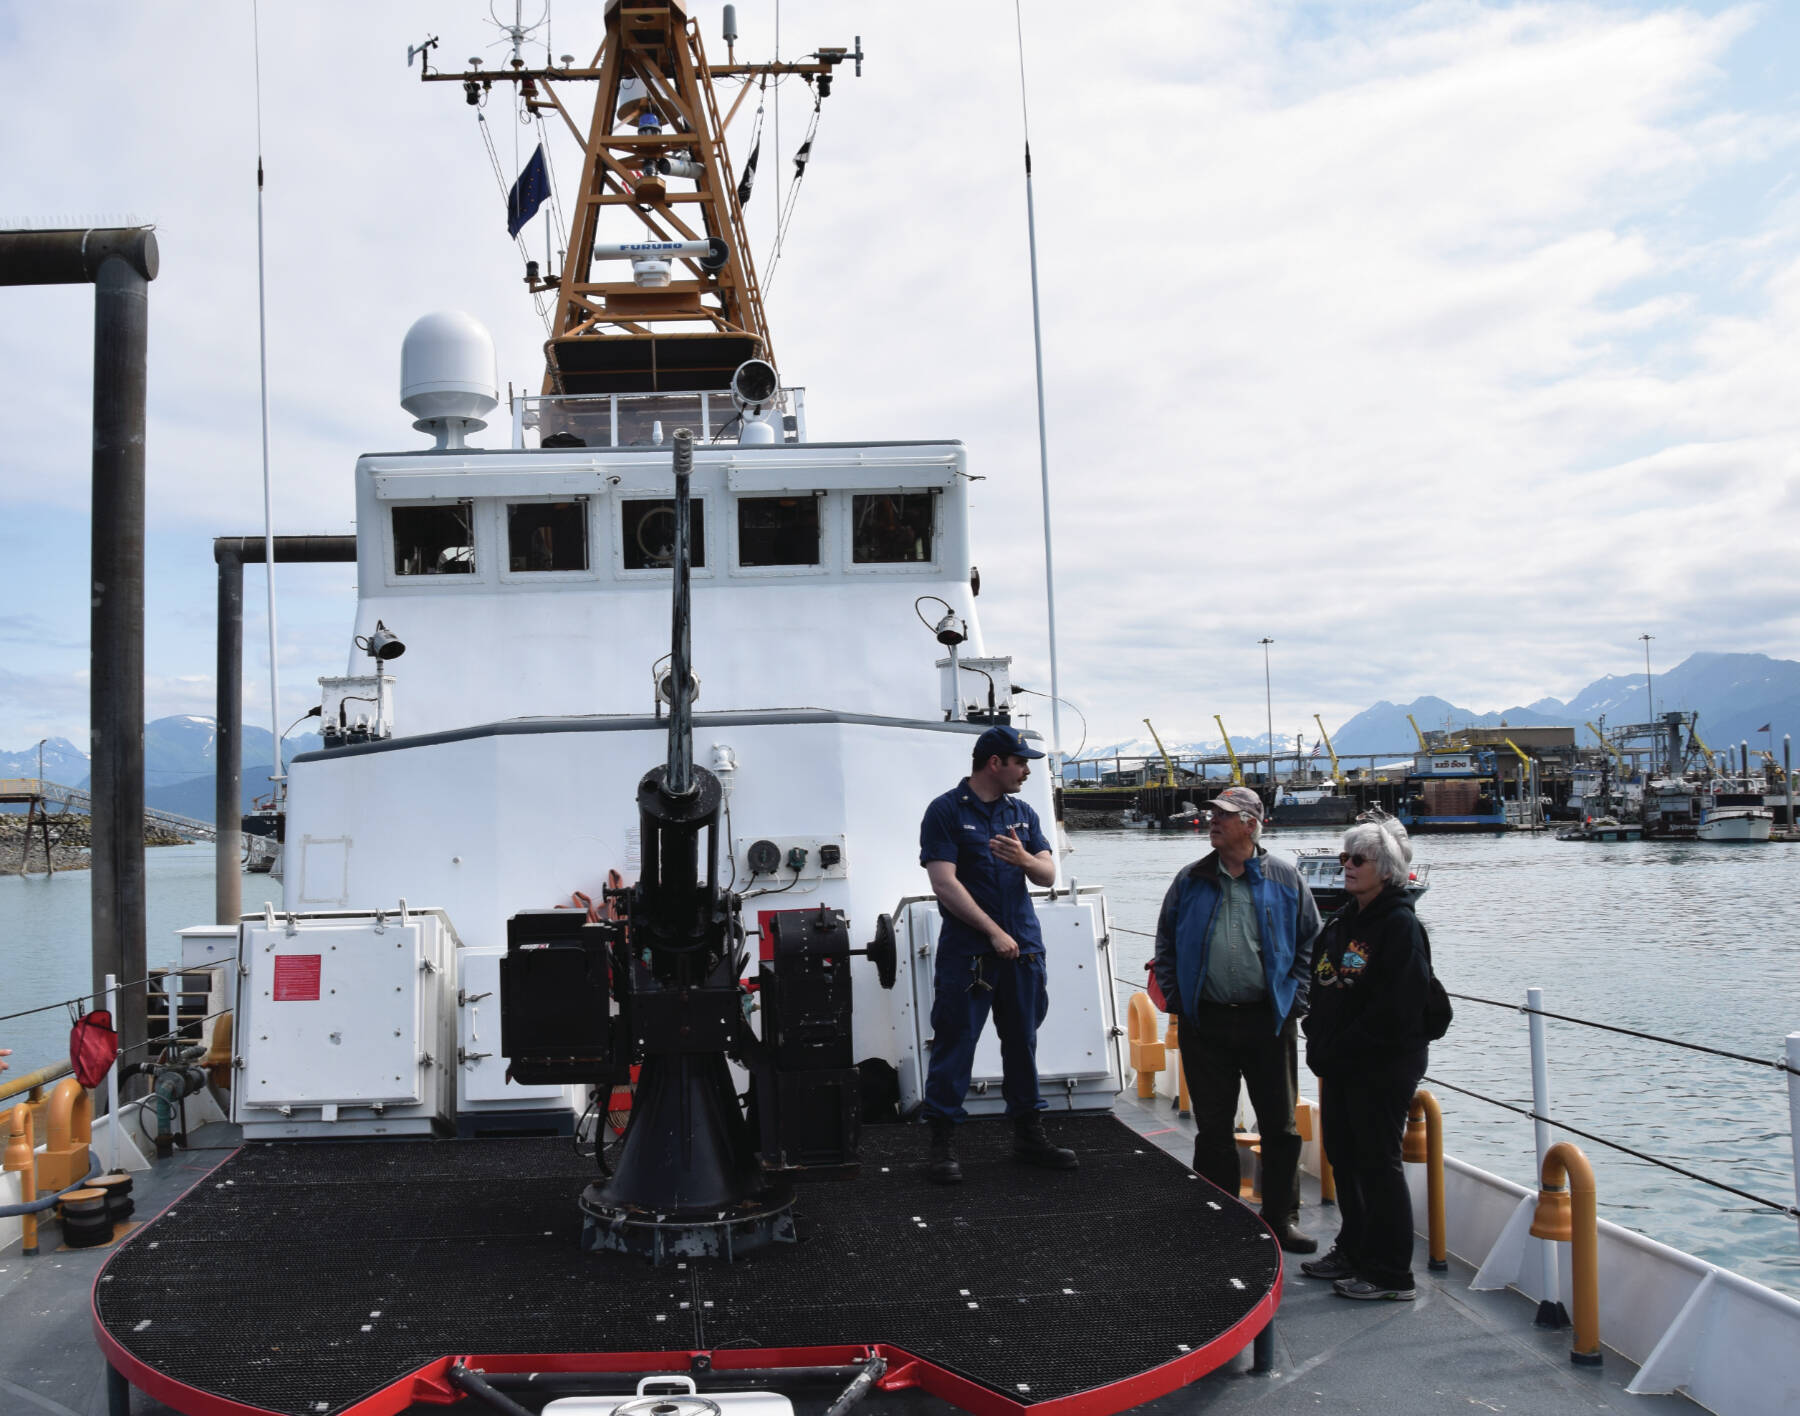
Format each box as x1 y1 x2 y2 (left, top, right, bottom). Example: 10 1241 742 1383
241 922 427 1107
457 947 568 1103
910 896 1115 1094
1026 900 1114 1080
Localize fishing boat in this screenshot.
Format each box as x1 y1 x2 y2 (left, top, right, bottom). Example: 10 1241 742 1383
6 8 1800 1416
1269 781 1356 826
1644 779 1774 843
1694 804 1774 843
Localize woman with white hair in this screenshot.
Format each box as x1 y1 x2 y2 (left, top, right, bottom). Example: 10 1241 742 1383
1300 813 1433 1302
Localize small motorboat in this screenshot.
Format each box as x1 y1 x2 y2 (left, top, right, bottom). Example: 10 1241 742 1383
1555 816 1643 843
1294 849 1430 912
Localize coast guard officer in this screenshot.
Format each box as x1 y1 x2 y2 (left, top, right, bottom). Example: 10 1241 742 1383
918 725 1078 1184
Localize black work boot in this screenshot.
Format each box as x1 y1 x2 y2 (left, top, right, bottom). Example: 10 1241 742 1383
926 1119 963 1185
1013 1113 1078 1170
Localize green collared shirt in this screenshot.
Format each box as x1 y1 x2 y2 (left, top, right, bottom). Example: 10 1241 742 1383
1200 869 1266 1003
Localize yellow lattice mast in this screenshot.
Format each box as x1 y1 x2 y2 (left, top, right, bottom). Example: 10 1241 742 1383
422 0 858 395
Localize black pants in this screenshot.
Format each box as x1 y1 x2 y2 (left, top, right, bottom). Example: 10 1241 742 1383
1320 1051 1427 1290
1177 1001 1299 1229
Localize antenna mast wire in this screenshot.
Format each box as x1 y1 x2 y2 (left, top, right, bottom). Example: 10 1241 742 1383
252 0 284 802
1014 3 1064 772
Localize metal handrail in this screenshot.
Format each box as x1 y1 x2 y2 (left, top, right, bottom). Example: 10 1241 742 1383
0 1060 74 1105
0 777 215 842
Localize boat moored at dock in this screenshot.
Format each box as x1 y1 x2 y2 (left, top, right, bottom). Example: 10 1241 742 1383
1398 749 1509 833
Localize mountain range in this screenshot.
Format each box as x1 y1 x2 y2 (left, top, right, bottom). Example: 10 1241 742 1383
0 716 322 822
9 652 1799 812
1070 652 1800 769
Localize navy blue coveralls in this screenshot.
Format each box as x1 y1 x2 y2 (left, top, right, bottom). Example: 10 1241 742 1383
919 779 1052 1123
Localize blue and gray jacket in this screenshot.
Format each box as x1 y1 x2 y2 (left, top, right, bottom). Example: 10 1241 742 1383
1150 848 1322 1031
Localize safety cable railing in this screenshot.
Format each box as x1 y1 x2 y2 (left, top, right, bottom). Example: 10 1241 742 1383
1 1008 229 1098
1418 1073 1800 1220
0 970 188 1024
1106 923 1800 1226
1448 991 1800 1077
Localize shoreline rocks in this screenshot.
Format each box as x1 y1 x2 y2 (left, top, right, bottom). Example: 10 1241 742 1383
0 813 192 875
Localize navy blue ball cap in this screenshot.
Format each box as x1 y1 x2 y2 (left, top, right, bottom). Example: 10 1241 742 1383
973 725 1045 761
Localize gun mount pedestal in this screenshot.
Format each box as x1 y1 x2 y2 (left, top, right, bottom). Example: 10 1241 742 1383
578 1052 796 1261
577 762 796 1262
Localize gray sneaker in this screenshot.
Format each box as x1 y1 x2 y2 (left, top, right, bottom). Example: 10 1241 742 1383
1300 1248 1357 1281
1333 1277 1415 1301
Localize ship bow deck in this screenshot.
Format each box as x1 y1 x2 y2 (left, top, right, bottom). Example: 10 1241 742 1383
94 1115 1279 1416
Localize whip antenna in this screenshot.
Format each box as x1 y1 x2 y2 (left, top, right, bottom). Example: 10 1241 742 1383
252 0 284 804
1014 2 1063 772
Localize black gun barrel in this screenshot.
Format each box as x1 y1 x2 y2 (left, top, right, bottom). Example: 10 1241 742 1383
666 428 695 796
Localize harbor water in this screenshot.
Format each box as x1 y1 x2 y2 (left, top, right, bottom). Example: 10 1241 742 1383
2 834 1796 1297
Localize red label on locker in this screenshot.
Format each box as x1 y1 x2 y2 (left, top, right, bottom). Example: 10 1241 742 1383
272 954 322 1002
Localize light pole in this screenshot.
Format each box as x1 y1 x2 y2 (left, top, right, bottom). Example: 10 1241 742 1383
36 737 46 787
1639 633 1656 772
1259 637 1275 797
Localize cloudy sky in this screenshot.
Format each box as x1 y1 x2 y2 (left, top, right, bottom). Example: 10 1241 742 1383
3 0 1797 759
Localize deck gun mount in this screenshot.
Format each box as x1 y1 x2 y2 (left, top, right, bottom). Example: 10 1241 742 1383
497 427 879 1263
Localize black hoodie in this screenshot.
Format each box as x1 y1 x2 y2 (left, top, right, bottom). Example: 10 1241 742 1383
1302 885 1432 1077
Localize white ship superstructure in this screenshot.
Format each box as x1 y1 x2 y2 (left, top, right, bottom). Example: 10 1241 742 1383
254 372 1122 1140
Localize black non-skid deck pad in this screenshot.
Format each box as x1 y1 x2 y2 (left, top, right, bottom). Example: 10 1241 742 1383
95 1115 1278 1416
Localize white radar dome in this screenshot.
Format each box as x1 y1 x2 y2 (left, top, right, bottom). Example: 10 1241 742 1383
400 311 498 446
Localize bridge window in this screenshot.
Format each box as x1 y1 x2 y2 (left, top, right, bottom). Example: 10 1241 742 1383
737 495 820 567
508 499 589 572
393 502 474 576
622 497 706 570
852 493 934 563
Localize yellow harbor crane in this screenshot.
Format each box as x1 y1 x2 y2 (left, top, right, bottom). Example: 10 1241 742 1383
1213 715 1244 787
1586 722 1628 773
1687 722 1719 777
1142 718 1178 790
1312 713 1344 787
1406 713 1430 753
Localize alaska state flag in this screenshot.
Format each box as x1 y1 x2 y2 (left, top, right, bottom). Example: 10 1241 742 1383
507 144 549 237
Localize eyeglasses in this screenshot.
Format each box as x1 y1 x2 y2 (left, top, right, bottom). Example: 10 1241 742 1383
1338 852 1371 867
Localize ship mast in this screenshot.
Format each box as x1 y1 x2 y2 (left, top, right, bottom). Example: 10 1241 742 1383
421 0 858 396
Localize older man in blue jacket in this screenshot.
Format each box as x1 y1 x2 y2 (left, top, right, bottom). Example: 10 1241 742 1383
1151 787 1322 1252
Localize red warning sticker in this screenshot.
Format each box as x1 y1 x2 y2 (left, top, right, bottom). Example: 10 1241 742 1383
272 954 323 1002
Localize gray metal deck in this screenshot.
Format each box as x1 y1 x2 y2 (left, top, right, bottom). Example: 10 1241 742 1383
0 1101 1699 1416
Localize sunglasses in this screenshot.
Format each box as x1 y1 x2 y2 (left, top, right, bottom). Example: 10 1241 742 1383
1338 852 1371 867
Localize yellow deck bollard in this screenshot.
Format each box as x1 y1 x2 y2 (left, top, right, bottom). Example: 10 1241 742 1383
4 1104 38 1256
203 1010 234 1092
1312 1094 1336 1205
1530 1142 1602 1367
1404 1089 1448 1272
1235 1134 1262 1200
1163 1017 1189 1114
1127 992 1165 1099
39 1078 92 1194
